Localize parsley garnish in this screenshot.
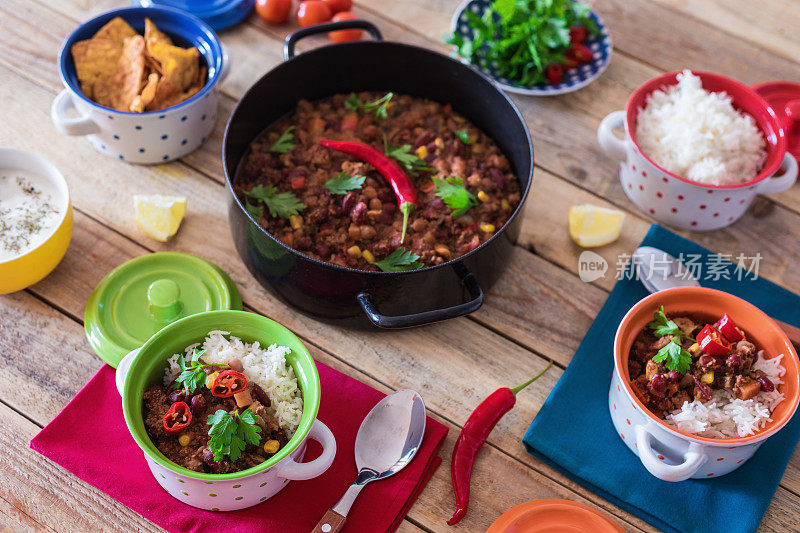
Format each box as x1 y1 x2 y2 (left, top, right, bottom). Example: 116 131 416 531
374 247 424 272
172 348 227 393
325 172 366 195
432 177 478 217
647 305 695 341
345 92 394 119
207 408 262 462
455 130 474 144
244 184 306 219
652 337 692 375
383 138 433 177
245 201 263 220
269 126 295 154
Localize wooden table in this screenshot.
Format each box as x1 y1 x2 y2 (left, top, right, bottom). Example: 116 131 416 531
2 0 799 531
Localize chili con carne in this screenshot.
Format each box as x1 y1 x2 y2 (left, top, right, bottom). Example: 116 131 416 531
163 401 192 435
319 139 418 243
715 314 744 343
447 361 552 526
210 370 249 398
697 324 731 356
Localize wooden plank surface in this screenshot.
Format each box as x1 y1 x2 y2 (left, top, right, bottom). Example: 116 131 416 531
1 0 800 532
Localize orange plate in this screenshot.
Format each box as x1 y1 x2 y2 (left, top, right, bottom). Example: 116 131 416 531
487 499 625 533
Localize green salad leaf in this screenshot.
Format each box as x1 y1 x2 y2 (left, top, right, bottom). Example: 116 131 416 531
432 177 478 217
374 247 424 272
207 408 262 462
269 126 295 154
325 172 366 195
245 184 306 219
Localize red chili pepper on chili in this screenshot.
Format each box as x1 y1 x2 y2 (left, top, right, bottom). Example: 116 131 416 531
210 370 248 398
715 313 744 343
697 324 731 356
320 139 418 243
447 361 552 526
163 401 192 435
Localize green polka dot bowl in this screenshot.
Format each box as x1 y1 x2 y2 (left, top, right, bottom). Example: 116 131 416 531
116 310 336 510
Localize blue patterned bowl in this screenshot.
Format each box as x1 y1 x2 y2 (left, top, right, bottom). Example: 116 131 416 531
449 0 612 96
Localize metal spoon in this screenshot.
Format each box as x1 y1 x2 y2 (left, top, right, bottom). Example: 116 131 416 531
312 389 427 533
633 246 800 350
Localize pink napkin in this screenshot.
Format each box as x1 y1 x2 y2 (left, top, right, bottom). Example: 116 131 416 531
31 362 448 532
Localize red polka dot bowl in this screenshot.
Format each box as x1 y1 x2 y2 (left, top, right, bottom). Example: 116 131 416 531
610 287 799 481
598 71 798 231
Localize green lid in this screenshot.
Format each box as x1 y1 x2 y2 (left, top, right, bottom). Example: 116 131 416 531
85 252 242 368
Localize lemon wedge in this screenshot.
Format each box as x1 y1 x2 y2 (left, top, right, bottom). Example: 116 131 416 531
568 204 625 247
134 195 187 242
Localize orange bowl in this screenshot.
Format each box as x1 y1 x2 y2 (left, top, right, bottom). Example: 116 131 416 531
615 287 800 444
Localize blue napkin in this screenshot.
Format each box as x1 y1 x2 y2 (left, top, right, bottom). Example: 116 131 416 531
523 224 800 533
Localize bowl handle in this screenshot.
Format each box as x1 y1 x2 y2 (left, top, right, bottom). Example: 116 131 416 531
357 263 484 328
218 43 231 83
115 348 141 396
275 419 337 480
51 89 100 136
283 20 383 60
634 423 706 482
755 152 798 195
597 110 627 162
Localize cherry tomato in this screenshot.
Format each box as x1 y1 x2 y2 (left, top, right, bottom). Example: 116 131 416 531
546 64 563 85
255 0 293 25
296 0 332 26
569 26 587 44
329 12 362 43
321 0 352 14
566 43 593 63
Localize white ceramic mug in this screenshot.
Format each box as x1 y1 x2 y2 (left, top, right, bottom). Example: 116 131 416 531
598 71 798 231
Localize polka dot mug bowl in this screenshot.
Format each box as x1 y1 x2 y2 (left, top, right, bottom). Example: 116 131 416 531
610 287 799 482
598 71 798 231
52 6 229 165
115 310 336 510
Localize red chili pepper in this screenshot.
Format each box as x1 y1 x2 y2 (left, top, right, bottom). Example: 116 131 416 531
697 324 731 356
320 139 418 243
546 64 563 85
163 401 192 434
210 370 248 398
447 362 552 526
715 314 744 343
569 26 587 44
567 43 594 64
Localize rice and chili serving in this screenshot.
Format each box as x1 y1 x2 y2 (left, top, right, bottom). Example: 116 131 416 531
234 92 521 272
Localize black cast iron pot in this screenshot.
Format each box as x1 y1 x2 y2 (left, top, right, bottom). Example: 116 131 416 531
223 21 533 329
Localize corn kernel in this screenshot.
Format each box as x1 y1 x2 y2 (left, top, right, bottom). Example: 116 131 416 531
479 222 495 233
206 372 219 387
689 343 702 357
701 371 714 384
434 245 451 259
500 199 512 212
434 137 445 149
347 245 361 257
477 190 488 202
263 440 280 454
178 434 191 447
415 145 428 159
289 214 303 230
362 250 375 263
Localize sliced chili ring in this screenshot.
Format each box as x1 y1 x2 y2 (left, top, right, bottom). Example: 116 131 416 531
163 401 192 435
697 324 731 356
211 370 248 398
715 313 744 343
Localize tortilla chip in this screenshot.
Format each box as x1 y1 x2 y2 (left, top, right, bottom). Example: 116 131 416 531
93 17 137 46
130 72 160 112
147 69 204 111
71 38 122 99
94 35 147 111
149 41 199 92
144 18 173 51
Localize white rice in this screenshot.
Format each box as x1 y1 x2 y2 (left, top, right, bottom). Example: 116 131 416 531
665 351 785 438
635 70 766 186
164 330 304 436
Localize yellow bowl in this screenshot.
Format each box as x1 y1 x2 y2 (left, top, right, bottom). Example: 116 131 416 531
0 148 72 294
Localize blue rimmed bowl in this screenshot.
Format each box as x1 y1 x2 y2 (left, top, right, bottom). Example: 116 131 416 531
449 0 612 96
52 6 229 164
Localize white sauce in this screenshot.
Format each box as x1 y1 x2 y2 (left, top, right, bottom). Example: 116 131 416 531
0 169 63 262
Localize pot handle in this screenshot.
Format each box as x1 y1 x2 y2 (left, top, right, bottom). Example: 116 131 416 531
755 152 798 195
275 419 337 480
284 20 383 61
51 89 100 136
357 263 484 328
115 348 141 397
597 110 627 162
634 423 706 482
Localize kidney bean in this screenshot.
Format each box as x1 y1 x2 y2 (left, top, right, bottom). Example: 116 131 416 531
377 190 394 203
170 390 186 403
314 242 331 258
296 236 312 250
378 208 395 224
350 202 367 224
252 384 271 407
698 354 718 369
647 374 668 397
758 376 775 392
190 394 206 415
415 132 434 147
667 370 682 383
489 168 506 190
308 207 329 224
341 191 356 214
726 353 741 371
